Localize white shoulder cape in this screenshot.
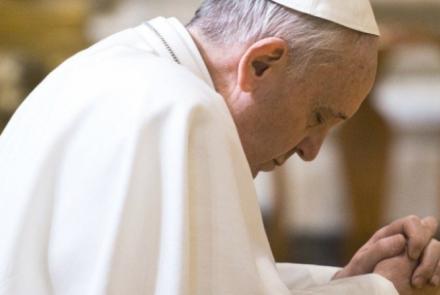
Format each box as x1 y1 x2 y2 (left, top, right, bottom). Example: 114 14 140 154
0 17 397 295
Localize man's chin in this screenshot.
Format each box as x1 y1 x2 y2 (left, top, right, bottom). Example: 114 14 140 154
252 161 279 178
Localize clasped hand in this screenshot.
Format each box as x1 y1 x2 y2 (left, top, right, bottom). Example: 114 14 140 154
333 215 440 295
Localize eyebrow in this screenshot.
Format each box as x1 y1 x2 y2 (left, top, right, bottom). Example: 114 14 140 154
317 106 348 121
334 111 348 120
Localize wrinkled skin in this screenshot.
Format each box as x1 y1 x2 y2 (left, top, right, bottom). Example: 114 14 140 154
188 25 440 294
334 216 440 294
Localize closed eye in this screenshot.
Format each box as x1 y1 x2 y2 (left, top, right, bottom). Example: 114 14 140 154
306 112 325 129
316 112 325 125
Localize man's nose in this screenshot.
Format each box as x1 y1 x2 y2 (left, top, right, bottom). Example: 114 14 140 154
296 135 325 162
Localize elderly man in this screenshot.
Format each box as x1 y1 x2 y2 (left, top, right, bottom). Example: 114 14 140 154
0 0 439 294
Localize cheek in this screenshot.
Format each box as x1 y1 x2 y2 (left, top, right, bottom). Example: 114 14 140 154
252 99 309 159
267 120 308 157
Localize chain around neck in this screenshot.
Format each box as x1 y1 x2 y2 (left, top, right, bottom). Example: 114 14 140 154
144 22 181 65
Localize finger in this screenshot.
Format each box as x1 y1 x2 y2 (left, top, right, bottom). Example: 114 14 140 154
406 217 438 260
404 216 435 260
350 234 406 275
430 260 440 287
412 240 440 288
371 215 422 242
422 217 439 237
371 215 437 260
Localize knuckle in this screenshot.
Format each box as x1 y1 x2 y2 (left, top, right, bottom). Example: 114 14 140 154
429 216 439 227
423 216 439 232
374 228 386 238
407 215 421 224
408 214 420 220
416 268 432 278
417 264 436 278
395 234 406 244
387 236 405 253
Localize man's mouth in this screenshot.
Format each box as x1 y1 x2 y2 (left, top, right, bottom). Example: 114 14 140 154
273 148 297 167
260 149 297 173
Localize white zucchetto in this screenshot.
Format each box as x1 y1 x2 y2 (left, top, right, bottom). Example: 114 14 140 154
271 0 380 36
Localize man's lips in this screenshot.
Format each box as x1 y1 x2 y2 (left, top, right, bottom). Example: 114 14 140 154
260 159 283 172
273 148 297 167
260 149 297 172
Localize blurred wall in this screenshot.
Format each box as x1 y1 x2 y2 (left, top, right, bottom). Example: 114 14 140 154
88 0 202 41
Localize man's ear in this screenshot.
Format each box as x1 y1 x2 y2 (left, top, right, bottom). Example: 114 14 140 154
237 37 289 92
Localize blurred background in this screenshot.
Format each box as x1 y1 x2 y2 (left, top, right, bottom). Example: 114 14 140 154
1 0 439 266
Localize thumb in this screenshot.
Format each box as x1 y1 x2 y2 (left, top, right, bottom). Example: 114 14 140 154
350 234 407 275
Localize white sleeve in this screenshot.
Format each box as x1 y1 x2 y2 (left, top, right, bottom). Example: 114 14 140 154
277 263 399 295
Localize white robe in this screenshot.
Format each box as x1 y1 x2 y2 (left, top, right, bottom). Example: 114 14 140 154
0 17 398 295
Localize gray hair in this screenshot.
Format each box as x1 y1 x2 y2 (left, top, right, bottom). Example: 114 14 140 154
188 0 372 75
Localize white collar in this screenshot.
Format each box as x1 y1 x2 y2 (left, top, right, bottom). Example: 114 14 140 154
135 17 215 89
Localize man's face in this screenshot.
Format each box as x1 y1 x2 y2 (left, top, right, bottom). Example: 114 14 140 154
237 39 379 177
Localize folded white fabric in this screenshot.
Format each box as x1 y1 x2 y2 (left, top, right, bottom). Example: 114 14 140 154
271 0 380 36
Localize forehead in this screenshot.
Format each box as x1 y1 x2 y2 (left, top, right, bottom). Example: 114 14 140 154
308 48 378 117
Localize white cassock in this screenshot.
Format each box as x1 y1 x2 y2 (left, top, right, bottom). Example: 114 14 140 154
0 17 397 295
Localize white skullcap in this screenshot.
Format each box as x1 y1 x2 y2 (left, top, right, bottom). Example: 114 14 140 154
271 0 380 36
